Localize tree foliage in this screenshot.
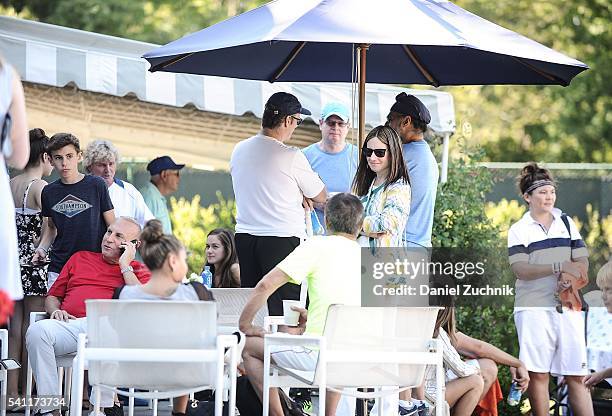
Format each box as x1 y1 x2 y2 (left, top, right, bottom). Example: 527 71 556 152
449 0 611 162
1 0 269 44
2 0 608 162
170 191 236 274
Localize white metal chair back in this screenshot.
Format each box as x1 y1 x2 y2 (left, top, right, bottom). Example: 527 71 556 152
210 288 267 328
320 305 440 387
0 329 8 416
86 300 217 391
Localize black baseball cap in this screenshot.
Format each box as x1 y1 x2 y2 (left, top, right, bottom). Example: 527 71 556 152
390 92 431 124
147 156 185 176
265 92 311 116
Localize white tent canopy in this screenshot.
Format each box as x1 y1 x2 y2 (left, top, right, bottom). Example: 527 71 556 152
0 15 456 176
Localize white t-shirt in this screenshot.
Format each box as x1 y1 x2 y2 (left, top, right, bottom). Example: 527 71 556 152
230 133 325 238
108 179 155 227
276 235 361 336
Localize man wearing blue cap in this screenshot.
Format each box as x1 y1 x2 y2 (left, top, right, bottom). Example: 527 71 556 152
230 92 326 316
140 155 184 234
386 93 439 249
302 102 358 233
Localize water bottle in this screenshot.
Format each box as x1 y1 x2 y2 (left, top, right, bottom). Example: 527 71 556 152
507 381 522 406
201 266 213 288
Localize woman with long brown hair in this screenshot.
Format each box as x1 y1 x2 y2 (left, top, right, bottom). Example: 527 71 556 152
352 125 411 249
203 228 240 288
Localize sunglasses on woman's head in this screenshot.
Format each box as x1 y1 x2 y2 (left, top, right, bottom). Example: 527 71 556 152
362 148 387 158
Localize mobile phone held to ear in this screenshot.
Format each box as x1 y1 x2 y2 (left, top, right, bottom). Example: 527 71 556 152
0 358 21 370
119 239 138 255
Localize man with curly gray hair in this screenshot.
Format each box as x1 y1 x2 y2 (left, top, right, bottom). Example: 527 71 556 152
83 140 153 227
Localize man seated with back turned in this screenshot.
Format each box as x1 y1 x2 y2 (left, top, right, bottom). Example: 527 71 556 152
26 217 150 416
239 193 363 416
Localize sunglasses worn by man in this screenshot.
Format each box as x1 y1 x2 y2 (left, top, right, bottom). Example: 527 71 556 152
325 120 348 128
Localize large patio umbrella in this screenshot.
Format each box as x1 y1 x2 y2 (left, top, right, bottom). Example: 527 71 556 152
143 0 588 145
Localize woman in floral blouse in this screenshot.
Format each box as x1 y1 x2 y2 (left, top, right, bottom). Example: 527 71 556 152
352 125 411 248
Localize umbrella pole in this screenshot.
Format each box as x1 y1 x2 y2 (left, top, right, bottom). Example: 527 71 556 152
357 44 369 149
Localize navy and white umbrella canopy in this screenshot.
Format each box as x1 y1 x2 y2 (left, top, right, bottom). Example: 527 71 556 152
143 0 587 86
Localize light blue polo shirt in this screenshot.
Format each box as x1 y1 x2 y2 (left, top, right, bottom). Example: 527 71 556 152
139 181 172 234
402 140 439 247
302 142 359 231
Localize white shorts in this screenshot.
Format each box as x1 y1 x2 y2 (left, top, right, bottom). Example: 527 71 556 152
514 309 588 376
270 345 318 372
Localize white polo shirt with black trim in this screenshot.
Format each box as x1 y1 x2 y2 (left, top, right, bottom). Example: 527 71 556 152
507 208 588 309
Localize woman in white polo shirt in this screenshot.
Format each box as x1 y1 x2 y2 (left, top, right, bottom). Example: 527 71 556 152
508 163 592 416
230 92 326 316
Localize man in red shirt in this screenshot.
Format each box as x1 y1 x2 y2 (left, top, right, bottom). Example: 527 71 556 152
26 217 150 416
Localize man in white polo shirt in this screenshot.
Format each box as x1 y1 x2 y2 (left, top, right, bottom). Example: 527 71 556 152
230 92 326 315
83 140 154 228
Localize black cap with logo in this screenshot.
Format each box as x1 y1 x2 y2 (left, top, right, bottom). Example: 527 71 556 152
265 92 311 116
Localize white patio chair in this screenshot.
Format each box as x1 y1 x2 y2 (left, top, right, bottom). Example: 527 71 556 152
0 329 8 416
25 312 75 416
262 305 446 416
69 300 238 416
210 288 268 331
207 288 267 405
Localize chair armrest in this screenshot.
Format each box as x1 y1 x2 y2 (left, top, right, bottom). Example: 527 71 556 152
264 316 285 332
218 325 239 335
30 311 49 323
264 332 324 349
217 334 238 349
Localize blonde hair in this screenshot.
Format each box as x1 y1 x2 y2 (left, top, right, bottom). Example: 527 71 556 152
596 261 612 289
140 219 183 271
83 140 120 172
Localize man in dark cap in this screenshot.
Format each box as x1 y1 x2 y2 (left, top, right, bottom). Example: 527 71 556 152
386 92 439 415
230 92 326 315
140 155 185 234
386 92 439 248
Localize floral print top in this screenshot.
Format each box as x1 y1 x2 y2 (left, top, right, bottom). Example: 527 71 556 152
15 180 48 296
359 179 411 248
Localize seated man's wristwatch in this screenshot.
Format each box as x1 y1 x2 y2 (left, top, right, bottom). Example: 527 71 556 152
120 265 134 274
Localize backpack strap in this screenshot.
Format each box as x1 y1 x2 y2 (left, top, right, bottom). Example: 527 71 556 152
560 213 572 237
190 282 215 301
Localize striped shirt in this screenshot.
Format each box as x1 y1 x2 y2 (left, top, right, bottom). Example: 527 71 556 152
508 208 588 308
424 328 477 399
